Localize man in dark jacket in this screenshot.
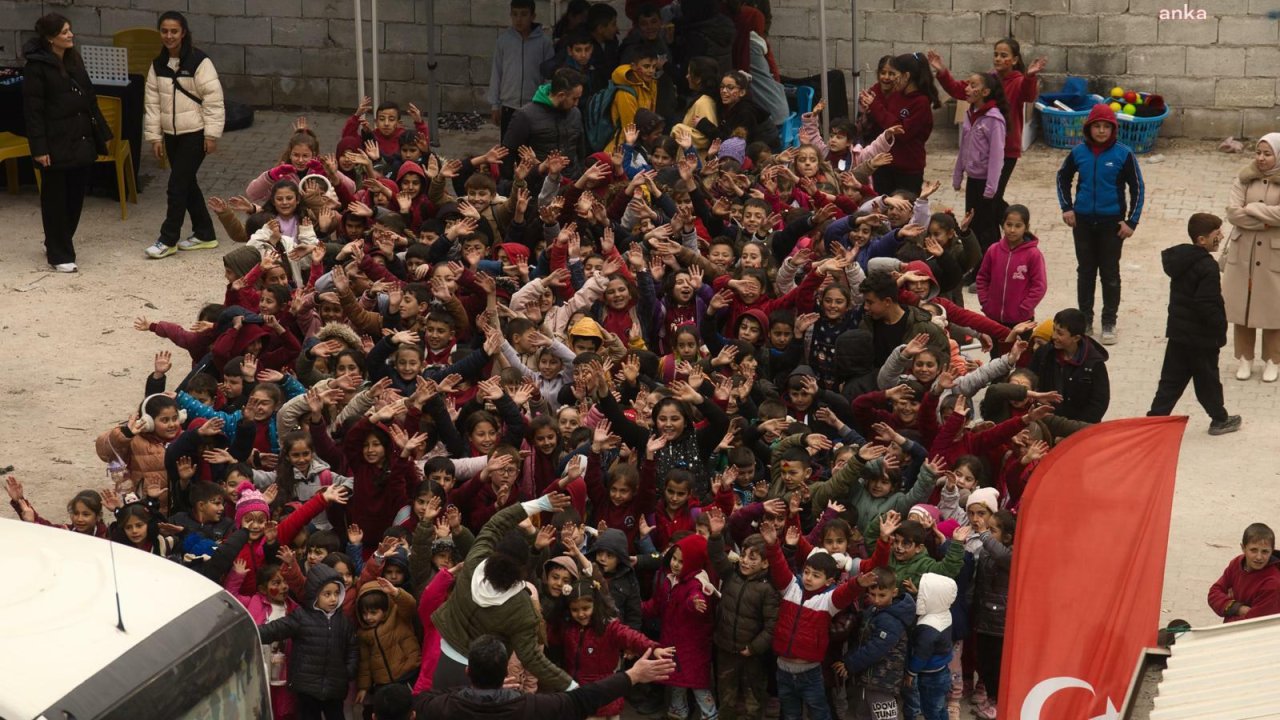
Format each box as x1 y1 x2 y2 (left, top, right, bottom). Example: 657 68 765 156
503 68 587 176
1029 308 1110 423
1147 213 1241 435
412 634 675 719
258 564 358 717
708 515 780 720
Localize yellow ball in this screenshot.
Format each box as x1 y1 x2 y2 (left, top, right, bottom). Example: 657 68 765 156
1109 101 1122 112
1122 103 1137 114
1110 86 1124 98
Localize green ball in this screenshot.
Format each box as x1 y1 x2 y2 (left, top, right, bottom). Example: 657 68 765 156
1122 103 1137 115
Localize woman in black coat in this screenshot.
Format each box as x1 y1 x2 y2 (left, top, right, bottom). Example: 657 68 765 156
23 12 110 273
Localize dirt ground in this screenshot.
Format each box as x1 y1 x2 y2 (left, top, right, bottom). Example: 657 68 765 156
0 112 1270 685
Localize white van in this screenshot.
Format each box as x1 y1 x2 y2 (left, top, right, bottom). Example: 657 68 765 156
0 518 271 719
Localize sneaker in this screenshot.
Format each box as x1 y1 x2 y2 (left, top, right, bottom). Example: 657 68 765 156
1265 361 1279 383
145 240 177 259
1100 324 1117 345
1209 415 1242 436
177 235 218 251
51 262 77 273
1085 322 1095 338
1237 357 1254 381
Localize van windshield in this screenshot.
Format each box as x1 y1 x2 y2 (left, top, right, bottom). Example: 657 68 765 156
41 596 270 719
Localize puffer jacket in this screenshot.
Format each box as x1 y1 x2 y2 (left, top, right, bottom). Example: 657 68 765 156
1162 243 1226 349
909 573 957 674
708 534 781 656
144 45 224 141
95 426 170 511
767 540 863 663
973 533 1012 636
1055 103 1144 227
844 593 915 693
22 38 110 168
258 564 358 700
355 583 422 689
561 619 658 716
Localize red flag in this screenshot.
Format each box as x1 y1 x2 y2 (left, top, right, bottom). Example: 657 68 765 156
998 416 1186 719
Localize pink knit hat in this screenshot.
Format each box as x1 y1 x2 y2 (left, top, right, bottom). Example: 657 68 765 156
234 482 270 527
909 504 941 526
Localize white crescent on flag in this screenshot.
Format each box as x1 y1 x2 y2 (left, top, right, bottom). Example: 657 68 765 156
1020 677 1122 720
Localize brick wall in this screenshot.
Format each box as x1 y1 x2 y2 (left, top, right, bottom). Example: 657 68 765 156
2 0 1278 139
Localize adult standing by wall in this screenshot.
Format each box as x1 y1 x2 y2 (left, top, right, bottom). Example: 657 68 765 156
23 13 111 273
143 10 224 260
1222 134 1280 382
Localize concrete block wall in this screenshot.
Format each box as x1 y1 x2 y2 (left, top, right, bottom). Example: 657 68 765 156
767 0 1280 140
2 0 1278 139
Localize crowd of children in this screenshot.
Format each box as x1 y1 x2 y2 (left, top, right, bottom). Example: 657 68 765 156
7 2 1265 719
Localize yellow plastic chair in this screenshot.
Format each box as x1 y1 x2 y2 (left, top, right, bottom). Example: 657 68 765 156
94 96 138 219
113 27 161 77
0 132 37 194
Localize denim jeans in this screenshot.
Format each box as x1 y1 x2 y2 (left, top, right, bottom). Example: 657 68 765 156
668 686 718 720
917 669 951 720
777 666 829 720
901 679 920 719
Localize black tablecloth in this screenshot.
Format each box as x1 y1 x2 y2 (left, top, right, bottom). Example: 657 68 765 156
0 72 146 190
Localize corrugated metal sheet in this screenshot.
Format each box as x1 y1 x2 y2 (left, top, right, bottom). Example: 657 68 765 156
1149 614 1280 719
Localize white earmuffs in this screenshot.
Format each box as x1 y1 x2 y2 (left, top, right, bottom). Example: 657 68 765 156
137 393 188 433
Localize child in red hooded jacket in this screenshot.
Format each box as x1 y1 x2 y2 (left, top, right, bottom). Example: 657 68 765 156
1208 522 1280 623
642 533 718 720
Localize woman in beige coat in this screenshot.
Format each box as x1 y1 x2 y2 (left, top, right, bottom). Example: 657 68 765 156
1223 133 1280 381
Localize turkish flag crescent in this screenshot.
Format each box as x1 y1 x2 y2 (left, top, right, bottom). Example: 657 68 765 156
998 416 1186 720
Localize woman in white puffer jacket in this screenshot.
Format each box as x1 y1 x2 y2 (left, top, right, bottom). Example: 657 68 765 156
143 10 224 260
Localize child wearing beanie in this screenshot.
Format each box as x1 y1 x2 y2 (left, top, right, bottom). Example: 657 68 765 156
227 482 350 597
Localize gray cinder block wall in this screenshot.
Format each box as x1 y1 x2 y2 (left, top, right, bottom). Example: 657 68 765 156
2 0 1278 139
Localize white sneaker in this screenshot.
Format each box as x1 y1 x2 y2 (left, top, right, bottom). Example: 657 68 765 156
1264 361 1278 383
177 235 218 251
51 262 77 273
1237 357 1253 381
144 240 177 259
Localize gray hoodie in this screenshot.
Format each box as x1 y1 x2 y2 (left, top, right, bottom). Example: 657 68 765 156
486 24 555 111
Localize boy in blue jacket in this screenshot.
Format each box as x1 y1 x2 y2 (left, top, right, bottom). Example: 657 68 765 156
839 566 915 720
1056 103 1145 346
908 572 959 720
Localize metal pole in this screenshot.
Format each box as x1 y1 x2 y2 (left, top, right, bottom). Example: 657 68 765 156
851 0 859 123
354 0 365 107
818 0 829 137
425 0 439 146
371 0 380 109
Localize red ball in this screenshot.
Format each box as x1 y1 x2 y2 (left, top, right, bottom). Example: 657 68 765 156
1123 91 1137 103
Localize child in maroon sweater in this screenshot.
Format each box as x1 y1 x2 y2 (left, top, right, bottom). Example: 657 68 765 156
584 421 658 551
1208 523 1280 622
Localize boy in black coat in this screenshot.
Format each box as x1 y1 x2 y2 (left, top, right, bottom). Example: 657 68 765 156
1147 213 1242 435
258 563 358 719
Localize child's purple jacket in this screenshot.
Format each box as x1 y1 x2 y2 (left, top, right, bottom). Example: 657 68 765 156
952 104 1007 198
